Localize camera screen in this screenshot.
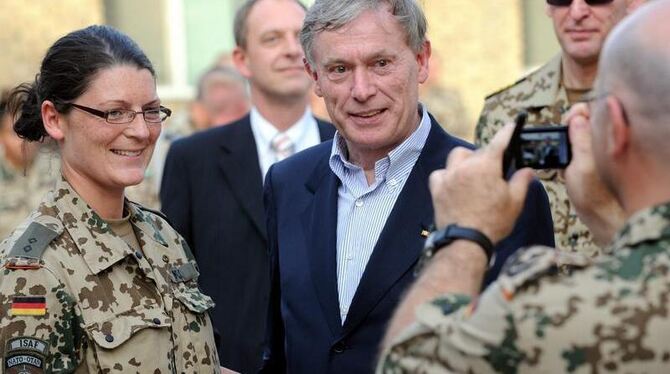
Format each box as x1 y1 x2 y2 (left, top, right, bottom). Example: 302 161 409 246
518 129 570 169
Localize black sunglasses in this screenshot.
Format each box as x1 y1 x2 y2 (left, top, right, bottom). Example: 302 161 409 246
547 0 613 6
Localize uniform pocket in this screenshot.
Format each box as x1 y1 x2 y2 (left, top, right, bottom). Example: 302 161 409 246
85 307 174 372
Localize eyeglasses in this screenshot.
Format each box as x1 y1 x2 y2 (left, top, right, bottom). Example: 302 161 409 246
578 91 631 125
68 103 172 124
547 0 613 6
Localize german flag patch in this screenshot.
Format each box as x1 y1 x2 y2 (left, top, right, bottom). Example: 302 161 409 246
10 296 47 316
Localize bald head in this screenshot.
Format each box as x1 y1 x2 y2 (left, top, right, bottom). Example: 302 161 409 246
598 0 670 159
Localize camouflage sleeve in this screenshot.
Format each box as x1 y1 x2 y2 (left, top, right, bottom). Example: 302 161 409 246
473 97 509 147
378 285 524 373
378 246 558 373
0 258 83 373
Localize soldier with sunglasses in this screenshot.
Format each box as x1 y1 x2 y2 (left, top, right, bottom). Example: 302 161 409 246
475 0 643 260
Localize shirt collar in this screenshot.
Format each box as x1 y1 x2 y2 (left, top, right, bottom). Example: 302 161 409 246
329 104 431 184
50 177 167 275
250 106 314 149
609 201 670 253
523 54 566 109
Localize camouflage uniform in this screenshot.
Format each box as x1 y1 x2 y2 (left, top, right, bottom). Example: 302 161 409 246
378 201 670 373
475 55 600 258
0 148 58 240
0 178 219 373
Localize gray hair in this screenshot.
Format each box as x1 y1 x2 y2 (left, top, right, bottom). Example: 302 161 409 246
300 0 428 66
233 0 307 48
196 66 248 101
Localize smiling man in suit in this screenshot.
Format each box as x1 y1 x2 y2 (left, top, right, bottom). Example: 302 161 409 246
159 0 334 372
261 0 555 373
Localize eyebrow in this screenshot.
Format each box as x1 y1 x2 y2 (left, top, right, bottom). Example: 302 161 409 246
99 98 161 107
322 51 395 66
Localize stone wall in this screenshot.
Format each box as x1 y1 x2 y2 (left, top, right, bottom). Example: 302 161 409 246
0 0 103 89
422 0 524 140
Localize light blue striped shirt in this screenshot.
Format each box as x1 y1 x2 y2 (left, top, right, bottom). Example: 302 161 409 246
329 105 431 323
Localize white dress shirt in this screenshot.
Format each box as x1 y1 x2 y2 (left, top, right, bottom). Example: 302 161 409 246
250 107 321 180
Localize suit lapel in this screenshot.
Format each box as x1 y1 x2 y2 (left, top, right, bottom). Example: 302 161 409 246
341 119 459 337
301 153 343 337
218 117 267 240
316 118 336 141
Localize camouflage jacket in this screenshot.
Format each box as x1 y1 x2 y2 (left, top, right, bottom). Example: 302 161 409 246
378 201 670 373
0 178 219 373
474 54 600 258
0 148 58 240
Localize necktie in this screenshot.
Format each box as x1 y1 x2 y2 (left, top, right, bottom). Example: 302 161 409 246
271 132 295 161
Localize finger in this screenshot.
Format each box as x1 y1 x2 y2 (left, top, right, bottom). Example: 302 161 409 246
446 146 472 169
429 169 447 193
487 122 515 159
568 112 592 153
565 103 590 124
508 168 534 210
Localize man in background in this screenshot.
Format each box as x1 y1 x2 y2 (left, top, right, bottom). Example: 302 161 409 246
475 0 642 257
160 0 334 372
0 89 57 239
190 65 250 130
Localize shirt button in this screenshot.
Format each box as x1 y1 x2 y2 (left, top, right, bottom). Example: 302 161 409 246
162 255 170 263
153 318 161 325
355 199 363 207
135 251 143 259
388 178 398 186
346 255 353 261
105 335 114 343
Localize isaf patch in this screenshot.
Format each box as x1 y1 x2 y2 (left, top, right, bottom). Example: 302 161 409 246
4 337 48 373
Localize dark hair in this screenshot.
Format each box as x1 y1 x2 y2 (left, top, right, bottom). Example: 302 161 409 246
8 25 155 142
233 0 306 48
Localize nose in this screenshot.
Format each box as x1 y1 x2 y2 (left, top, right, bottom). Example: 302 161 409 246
284 33 303 59
124 113 153 140
351 68 377 103
569 0 591 20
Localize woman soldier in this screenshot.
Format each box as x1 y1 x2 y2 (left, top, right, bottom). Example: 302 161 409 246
0 25 220 373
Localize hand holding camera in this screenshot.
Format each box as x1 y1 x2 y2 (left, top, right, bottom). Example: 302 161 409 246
503 112 572 175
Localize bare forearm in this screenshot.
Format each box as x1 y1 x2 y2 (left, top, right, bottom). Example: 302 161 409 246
382 240 487 347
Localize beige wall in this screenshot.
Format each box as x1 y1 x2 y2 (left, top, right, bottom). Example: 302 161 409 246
423 0 524 140
0 0 104 89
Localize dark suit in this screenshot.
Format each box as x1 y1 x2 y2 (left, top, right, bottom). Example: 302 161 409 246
160 114 334 374
262 116 554 373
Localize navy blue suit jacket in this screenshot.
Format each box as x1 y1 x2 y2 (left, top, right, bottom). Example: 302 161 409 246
160 114 334 374
262 116 554 373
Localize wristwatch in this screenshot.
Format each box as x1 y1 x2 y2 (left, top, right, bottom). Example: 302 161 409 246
414 224 494 276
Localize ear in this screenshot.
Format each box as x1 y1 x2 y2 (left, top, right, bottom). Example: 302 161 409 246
416 40 432 85
232 46 252 79
41 100 65 141
303 57 323 97
605 96 630 157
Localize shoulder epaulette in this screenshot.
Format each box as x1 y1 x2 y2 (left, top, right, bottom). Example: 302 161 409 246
7 222 60 260
485 75 529 100
496 246 558 300
130 202 173 226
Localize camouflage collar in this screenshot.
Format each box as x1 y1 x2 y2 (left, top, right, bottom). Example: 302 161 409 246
49 178 166 274
521 54 567 110
610 202 670 252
